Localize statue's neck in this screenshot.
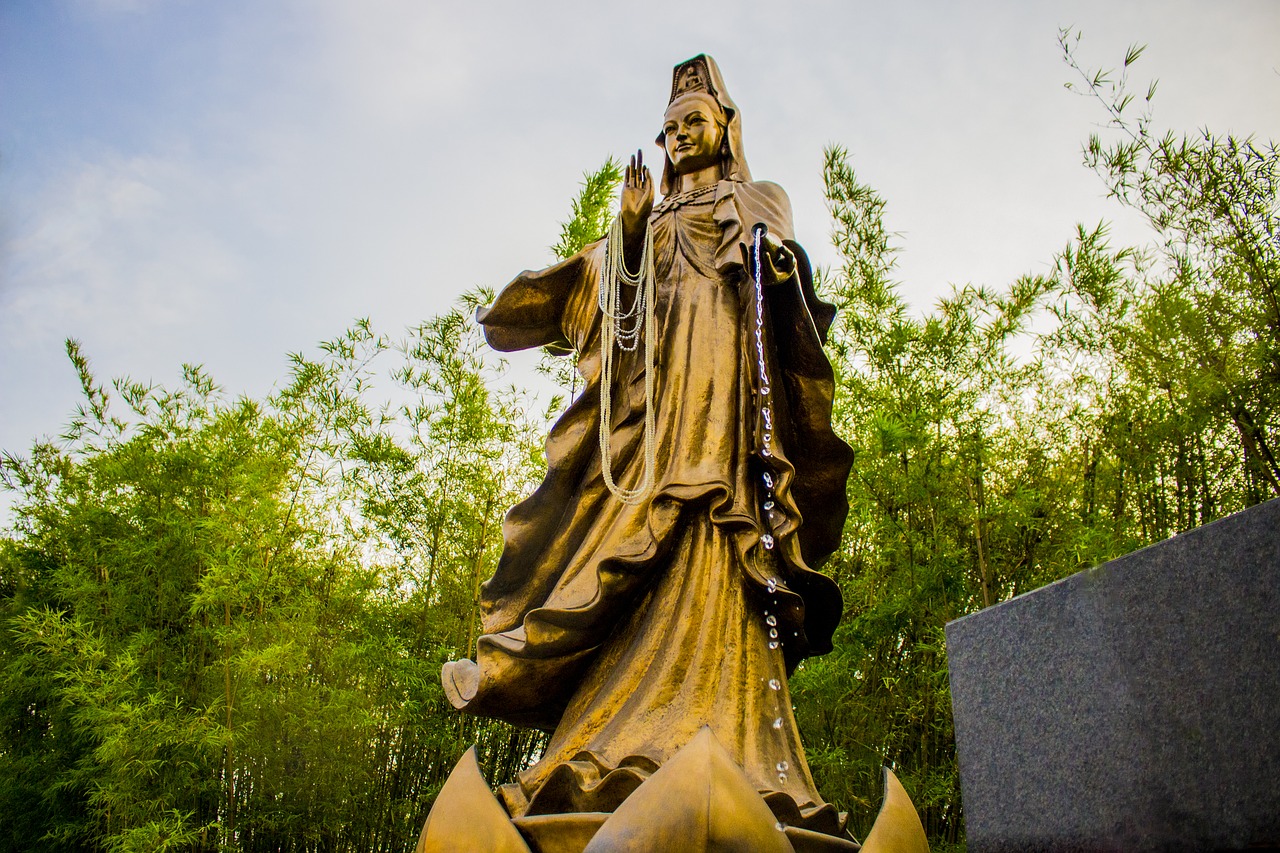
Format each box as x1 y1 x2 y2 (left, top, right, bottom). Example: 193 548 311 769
675 163 723 194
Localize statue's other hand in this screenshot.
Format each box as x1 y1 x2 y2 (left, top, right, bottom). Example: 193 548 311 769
620 149 655 238
739 233 796 285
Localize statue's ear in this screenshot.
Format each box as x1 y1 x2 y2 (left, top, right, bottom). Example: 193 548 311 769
720 105 742 177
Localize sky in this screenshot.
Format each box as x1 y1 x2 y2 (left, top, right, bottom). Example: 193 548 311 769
1 0 1278 524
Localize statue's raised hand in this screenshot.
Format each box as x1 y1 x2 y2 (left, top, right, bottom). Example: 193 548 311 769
620 150 654 258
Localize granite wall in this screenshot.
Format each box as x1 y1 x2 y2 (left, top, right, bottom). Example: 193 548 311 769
946 498 1280 852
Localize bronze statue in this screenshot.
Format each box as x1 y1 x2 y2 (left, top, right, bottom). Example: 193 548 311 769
441 54 858 836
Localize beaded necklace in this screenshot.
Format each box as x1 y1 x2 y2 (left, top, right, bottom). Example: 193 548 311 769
598 214 657 504
652 182 718 215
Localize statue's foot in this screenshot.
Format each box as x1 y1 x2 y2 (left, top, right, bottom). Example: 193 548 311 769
441 658 480 710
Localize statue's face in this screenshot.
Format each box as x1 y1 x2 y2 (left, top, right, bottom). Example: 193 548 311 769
662 95 724 176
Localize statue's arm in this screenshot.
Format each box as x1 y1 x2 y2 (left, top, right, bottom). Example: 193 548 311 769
475 241 604 355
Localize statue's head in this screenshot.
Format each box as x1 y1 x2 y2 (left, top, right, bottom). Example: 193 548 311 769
662 92 727 177
655 55 751 194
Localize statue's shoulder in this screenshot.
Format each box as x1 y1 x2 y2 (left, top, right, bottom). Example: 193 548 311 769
721 180 795 240
725 179 792 213
730 179 789 199
744 178 787 193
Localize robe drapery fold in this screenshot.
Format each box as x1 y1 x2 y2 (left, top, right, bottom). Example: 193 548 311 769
443 179 854 821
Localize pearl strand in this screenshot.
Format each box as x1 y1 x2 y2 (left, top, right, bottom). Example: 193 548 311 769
598 214 657 505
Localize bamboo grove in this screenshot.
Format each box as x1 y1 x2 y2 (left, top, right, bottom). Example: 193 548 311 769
2 38 1276 853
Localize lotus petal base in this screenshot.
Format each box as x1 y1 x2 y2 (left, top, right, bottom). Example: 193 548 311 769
415 729 928 853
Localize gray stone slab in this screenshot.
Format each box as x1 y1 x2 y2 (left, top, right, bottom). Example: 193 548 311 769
946 498 1280 852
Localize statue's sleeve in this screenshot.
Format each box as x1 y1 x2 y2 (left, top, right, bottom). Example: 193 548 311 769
715 180 851 571
475 240 604 356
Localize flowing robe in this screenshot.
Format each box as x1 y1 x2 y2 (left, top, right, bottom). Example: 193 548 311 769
447 179 854 828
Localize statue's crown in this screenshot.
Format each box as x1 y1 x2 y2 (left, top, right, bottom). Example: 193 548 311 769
668 55 718 104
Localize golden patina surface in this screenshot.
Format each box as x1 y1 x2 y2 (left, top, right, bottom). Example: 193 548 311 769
420 729 924 852
429 54 926 851
413 747 531 853
860 769 930 853
581 727 795 852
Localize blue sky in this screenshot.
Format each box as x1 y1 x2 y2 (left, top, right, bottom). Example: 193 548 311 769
2 0 1278 523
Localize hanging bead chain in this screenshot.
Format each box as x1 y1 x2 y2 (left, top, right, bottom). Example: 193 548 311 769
598 214 657 505
752 225 774 462
753 225 776 551
752 225 792 810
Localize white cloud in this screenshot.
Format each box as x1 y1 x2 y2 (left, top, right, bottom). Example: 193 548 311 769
71 0 164 14
2 151 244 349
305 0 485 126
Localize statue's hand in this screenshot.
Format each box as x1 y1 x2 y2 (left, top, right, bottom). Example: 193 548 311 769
740 232 796 285
620 149 655 244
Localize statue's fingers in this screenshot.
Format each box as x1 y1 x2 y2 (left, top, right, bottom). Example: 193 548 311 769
773 248 795 279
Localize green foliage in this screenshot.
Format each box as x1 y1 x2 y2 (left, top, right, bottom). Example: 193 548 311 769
550 157 624 262
800 147 1063 846
0 310 545 852
1060 27 1280 510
